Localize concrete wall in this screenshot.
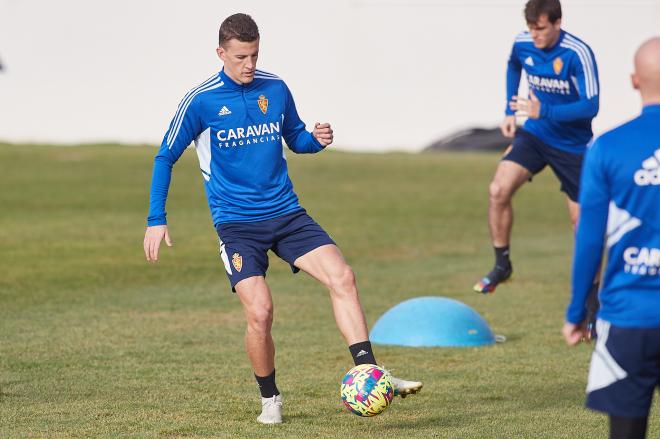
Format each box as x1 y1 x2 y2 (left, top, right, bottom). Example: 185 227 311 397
0 0 658 151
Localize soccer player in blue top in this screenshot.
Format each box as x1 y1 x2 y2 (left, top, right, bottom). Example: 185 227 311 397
143 13 422 424
563 37 660 439
474 0 600 299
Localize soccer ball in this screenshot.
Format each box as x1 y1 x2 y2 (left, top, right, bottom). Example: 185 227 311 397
340 364 393 416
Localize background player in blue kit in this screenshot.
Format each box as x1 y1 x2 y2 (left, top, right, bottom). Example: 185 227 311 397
474 0 600 298
563 37 660 439
143 13 421 424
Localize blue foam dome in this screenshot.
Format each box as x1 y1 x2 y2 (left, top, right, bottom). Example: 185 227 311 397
370 296 495 347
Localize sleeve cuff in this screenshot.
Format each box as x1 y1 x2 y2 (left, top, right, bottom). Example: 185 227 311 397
310 134 325 152
566 308 586 325
147 216 167 227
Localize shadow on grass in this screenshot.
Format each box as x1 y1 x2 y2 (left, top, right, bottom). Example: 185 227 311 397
0 380 19 401
513 381 585 411
378 414 470 431
284 412 322 422
494 332 524 343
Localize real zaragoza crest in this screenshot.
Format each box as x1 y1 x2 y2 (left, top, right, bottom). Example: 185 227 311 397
553 57 563 75
232 253 243 272
258 95 268 114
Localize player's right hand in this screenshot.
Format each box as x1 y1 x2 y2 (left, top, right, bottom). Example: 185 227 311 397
562 321 589 346
500 115 516 138
144 225 172 262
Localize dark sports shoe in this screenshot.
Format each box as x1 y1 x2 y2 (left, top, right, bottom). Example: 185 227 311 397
473 264 513 294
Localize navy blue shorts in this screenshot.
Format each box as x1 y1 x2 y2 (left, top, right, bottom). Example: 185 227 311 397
215 210 335 292
586 320 660 418
502 128 584 201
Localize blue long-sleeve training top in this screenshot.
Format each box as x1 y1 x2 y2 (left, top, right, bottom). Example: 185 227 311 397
567 104 660 328
147 69 324 227
506 30 599 153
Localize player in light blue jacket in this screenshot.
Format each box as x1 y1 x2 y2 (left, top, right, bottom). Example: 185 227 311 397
563 37 660 439
143 13 422 425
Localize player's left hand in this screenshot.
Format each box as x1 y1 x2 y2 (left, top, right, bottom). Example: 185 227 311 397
313 122 333 147
510 89 541 119
562 321 590 346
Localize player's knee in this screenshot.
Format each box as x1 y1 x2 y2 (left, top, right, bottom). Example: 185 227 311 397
247 304 273 333
327 265 357 296
489 181 512 205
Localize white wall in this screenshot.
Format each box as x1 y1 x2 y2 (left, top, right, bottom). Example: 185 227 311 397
0 0 658 151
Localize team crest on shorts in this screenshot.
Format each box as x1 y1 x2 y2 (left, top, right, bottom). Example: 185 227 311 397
258 95 268 114
553 57 563 75
232 253 243 272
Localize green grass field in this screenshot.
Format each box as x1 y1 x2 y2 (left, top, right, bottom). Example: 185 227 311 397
1 144 657 438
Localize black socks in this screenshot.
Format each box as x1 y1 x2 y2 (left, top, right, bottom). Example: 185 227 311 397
494 245 511 268
349 341 377 366
255 369 280 398
609 415 648 439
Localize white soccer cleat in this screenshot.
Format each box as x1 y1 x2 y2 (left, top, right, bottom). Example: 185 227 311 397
257 394 283 424
389 375 423 398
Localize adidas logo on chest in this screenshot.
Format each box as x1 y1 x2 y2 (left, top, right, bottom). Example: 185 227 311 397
634 148 660 186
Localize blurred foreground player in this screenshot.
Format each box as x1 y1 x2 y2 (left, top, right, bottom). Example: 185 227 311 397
563 37 660 439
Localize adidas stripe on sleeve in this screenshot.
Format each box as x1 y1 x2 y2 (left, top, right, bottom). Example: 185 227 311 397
147 81 209 226
281 84 323 154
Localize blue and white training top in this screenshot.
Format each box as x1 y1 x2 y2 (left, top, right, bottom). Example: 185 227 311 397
147 68 324 227
506 30 599 153
567 104 660 328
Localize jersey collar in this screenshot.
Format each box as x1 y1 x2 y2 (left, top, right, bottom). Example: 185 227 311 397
219 68 252 91
543 29 564 52
642 103 660 114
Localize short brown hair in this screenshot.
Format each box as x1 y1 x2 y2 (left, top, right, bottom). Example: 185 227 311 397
218 13 259 47
524 0 562 24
